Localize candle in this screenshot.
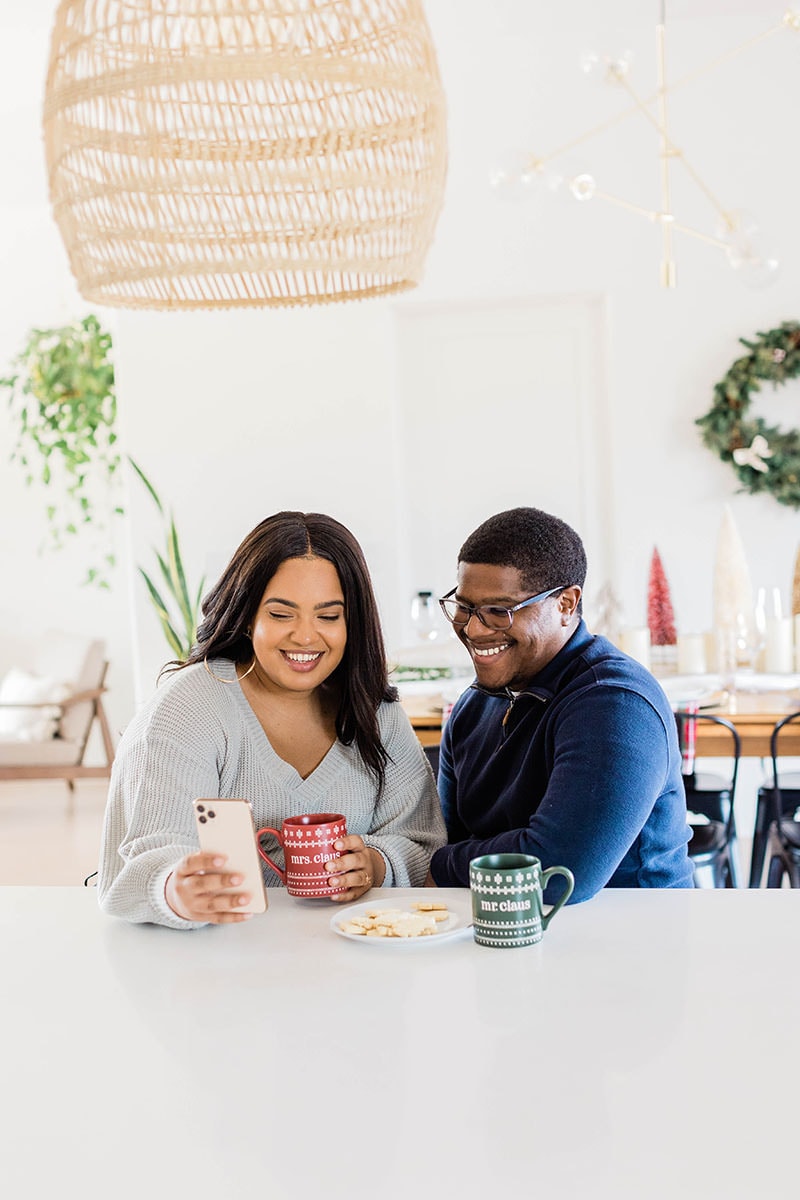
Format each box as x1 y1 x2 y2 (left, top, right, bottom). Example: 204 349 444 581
677 633 707 675
619 626 651 670
765 616 793 673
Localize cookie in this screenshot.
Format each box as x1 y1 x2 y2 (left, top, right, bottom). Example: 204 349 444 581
339 903 451 938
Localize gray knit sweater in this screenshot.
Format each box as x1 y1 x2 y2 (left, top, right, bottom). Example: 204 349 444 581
98 660 446 928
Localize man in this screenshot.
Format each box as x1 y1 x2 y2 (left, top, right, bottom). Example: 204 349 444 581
427 507 693 903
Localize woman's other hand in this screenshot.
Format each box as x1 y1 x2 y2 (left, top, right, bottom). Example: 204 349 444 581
325 835 386 902
165 852 254 923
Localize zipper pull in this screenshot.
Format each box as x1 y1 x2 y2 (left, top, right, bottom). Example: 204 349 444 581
502 693 515 727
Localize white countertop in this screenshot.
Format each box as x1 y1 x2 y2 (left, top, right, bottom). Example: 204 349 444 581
2 886 798 1199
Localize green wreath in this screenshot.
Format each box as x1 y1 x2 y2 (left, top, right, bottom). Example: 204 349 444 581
696 320 800 509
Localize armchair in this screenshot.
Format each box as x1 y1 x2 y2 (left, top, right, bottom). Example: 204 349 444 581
0 629 115 789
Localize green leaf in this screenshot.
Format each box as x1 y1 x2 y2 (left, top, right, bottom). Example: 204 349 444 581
167 518 194 634
128 456 164 515
139 567 172 625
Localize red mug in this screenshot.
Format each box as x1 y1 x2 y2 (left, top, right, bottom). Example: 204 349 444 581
257 813 348 897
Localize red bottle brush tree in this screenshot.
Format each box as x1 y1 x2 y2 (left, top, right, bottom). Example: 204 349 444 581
647 547 677 645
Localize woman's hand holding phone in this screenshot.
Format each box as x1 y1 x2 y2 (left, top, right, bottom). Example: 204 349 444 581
165 852 255 923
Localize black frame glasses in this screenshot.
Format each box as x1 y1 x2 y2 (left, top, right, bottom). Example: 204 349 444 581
438 586 566 631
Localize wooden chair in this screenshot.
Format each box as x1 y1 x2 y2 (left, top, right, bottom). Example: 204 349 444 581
675 709 741 888
760 712 800 888
0 630 115 790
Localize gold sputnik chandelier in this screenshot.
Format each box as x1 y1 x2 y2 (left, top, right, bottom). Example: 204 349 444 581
42 0 448 310
493 5 799 288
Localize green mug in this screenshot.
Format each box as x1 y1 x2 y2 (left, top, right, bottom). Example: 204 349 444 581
469 853 575 948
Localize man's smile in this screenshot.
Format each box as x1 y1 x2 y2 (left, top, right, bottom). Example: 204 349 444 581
470 643 511 658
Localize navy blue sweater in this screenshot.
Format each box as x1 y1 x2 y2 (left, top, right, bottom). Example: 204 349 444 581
429 621 693 903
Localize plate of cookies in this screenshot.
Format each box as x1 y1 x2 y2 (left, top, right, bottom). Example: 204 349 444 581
331 898 469 944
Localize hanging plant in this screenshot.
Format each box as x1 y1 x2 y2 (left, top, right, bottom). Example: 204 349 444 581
696 321 800 509
0 314 122 586
1 316 203 658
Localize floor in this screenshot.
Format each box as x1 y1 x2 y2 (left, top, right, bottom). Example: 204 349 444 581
0 778 108 885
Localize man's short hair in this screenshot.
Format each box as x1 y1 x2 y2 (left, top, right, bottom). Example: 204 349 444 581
458 507 587 596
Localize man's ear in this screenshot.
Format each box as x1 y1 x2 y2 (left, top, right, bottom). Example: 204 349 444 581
559 586 581 622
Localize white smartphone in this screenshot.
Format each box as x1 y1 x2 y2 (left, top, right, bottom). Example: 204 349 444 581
193 798 268 914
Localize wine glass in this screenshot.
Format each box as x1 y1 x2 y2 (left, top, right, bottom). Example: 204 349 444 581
735 600 765 675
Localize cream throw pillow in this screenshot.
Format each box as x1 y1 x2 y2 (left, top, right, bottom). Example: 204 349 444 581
0 668 71 742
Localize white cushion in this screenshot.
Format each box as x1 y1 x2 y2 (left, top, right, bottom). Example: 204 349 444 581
0 668 71 742
0 739 83 766
31 631 106 744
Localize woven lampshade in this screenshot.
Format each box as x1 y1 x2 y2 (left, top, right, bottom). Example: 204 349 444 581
42 0 448 310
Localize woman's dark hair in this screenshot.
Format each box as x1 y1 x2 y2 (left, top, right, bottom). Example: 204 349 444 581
175 512 397 790
459 507 587 614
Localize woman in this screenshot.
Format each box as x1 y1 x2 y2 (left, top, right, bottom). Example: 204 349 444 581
98 512 446 928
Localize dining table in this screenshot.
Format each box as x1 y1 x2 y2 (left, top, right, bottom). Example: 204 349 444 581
406 674 800 757
2 884 798 1199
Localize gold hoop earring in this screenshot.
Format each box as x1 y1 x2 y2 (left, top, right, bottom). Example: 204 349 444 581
203 655 257 684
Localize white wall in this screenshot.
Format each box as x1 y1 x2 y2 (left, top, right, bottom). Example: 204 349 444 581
0 3 131 739
2 1 799 733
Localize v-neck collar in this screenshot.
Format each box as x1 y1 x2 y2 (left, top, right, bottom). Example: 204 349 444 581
213 657 350 793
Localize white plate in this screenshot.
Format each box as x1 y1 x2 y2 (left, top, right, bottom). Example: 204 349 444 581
330 899 471 945
736 672 800 693
658 675 721 706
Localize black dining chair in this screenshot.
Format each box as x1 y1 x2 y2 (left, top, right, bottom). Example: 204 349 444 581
422 743 440 778
758 711 800 888
674 709 741 888
749 712 800 886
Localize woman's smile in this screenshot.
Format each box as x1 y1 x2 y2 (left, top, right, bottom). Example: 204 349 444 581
281 649 325 672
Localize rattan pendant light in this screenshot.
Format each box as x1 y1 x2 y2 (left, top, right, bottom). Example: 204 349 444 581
42 1 448 310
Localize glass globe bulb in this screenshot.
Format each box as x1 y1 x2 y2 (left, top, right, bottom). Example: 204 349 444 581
569 173 597 202
490 153 565 208
727 244 781 289
488 151 542 202
580 46 633 86
525 163 564 195
715 209 759 251
718 209 780 287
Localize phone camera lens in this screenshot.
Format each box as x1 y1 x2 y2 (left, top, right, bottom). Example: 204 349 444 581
197 804 205 813
198 815 207 824
208 810 216 819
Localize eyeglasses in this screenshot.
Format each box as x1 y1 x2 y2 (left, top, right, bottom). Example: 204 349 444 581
438 586 566 631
